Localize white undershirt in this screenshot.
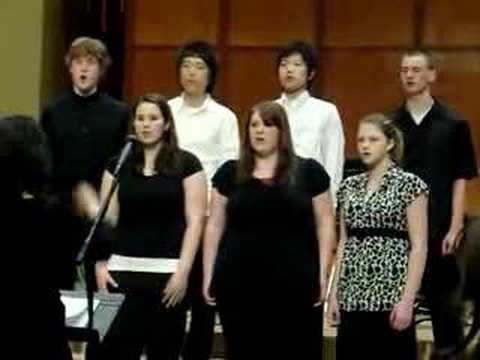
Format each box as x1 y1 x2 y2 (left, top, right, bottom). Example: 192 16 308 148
407 98 434 125
108 254 179 273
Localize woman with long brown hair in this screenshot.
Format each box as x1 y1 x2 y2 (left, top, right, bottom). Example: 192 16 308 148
203 101 335 359
94 93 207 359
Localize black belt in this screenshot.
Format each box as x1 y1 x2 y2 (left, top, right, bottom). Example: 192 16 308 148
347 227 408 240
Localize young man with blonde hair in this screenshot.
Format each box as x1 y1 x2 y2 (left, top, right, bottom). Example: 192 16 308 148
41 36 129 288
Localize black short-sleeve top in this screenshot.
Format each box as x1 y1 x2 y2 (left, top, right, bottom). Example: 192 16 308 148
391 100 477 241
336 163 428 311
109 149 202 259
211 158 330 301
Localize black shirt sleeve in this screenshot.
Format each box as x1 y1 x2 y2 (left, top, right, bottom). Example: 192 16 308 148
212 160 237 196
180 150 203 179
453 120 478 180
303 158 330 197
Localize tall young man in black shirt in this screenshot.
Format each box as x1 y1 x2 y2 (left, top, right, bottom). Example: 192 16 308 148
41 37 129 288
391 49 478 358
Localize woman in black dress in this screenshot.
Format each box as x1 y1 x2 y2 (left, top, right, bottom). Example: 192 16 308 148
94 93 207 359
202 101 336 359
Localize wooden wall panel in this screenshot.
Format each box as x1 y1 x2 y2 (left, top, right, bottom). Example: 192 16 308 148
424 0 480 46
322 0 415 46
129 49 179 101
223 49 279 123
124 0 480 209
228 0 316 46
133 0 219 46
322 50 404 156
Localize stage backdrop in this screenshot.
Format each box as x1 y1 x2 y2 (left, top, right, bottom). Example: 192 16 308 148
122 0 480 210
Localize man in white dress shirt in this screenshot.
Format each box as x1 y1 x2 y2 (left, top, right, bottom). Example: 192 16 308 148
168 40 240 360
276 40 345 198
169 41 239 190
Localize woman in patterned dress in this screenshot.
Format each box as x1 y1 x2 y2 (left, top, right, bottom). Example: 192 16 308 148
328 113 429 359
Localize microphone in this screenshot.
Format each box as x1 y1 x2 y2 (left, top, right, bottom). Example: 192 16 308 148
112 135 137 176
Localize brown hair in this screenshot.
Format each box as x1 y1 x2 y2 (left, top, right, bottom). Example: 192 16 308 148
237 101 297 184
131 93 182 175
64 37 112 74
402 48 437 70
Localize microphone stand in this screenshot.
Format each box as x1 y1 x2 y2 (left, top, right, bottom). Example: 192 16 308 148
75 140 134 331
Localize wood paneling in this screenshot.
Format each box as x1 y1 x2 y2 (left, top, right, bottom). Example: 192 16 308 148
322 50 404 156
322 0 415 46
228 0 316 46
223 49 279 119
424 0 480 46
124 0 480 209
129 49 179 101
132 0 219 46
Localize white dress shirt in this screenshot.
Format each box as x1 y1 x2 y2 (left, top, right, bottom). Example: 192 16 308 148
169 94 240 188
277 90 345 198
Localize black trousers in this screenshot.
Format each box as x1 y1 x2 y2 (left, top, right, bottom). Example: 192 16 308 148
50 207 86 289
181 251 216 360
100 272 187 360
34 293 73 360
336 311 417 360
217 301 323 360
422 253 465 352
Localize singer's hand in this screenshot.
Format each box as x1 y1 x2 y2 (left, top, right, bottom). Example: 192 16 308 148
441 227 464 256
203 275 216 306
327 294 341 326
313 276 328 307
162 270 189 308
389 299 413 331
95 261 118 291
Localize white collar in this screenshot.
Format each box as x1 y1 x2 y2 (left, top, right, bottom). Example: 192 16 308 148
179 93 212 115
280 90 310 110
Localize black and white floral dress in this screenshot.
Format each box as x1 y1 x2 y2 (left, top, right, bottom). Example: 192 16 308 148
336 163 428 311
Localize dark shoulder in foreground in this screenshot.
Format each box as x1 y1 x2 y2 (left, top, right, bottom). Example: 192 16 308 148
433 99 468 123
297 157 328 177
218 159 238 173
177 149 203 177
296 157 330 195
42 91 74 113
99 93 129 110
